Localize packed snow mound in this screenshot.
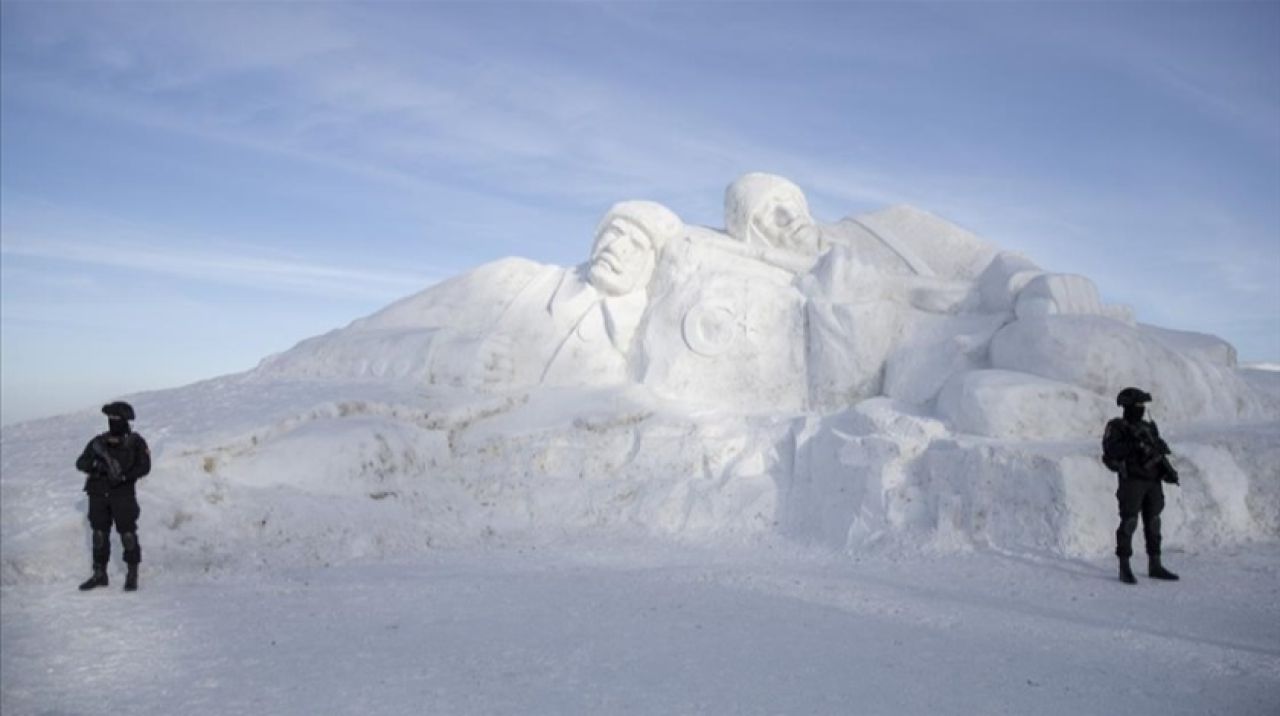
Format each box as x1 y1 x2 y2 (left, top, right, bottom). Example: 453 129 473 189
1140 323 1238 367
990 316 1266 427
3 173 1277 585
254 257 552 384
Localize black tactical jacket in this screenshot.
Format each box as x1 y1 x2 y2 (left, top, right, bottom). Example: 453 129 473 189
75 430 151 497
1102 417 1171 481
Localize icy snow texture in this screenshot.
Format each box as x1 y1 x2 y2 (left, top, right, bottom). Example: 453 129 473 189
2 173 1276 585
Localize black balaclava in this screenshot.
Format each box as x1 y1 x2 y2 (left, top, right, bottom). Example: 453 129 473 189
108 417 131 436
1123 404 1146 422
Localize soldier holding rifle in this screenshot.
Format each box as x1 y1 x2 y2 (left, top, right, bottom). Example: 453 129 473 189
1102 387 1181 585
75 401 151 592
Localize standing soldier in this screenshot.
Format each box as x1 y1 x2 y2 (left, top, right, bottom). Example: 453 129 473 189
1102 387 1181 585
75 401 151 592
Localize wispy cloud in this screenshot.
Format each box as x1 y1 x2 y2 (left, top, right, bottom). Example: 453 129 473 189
1022 4 1280 152
2 2 901 218
2 234 431 300
0 198 438 301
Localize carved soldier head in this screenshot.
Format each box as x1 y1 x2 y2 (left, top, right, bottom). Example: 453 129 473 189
588 201 682 297
724 172 820 254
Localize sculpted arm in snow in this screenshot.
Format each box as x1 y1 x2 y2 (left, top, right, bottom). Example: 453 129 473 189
977 251 1124 320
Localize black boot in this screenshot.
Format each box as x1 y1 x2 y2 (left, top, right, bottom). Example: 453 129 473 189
1118 557 1137 585
1149 556 1180 581
124 563 139 592
79 564 108 591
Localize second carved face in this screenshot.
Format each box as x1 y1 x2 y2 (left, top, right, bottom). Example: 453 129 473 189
748 189 819 254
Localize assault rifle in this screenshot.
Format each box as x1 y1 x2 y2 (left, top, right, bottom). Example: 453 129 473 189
90 439 126 487
1133 423 1179 485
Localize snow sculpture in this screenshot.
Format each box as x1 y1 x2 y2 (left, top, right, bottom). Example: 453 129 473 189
252 257 549 384
724 172 823 257
436 200 684 390
798 199 1013 411
636 225 809 413
257 201 683 391
987 316 1264 425
258 170 1268 432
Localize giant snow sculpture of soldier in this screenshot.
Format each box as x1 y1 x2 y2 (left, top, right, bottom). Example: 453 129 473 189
254 201 683 392
1102 387 1181 584
434 199 683 390
713 172 1261 435
710 172 1116 412
75 401 151 592
629 172 1089 414
631 180 820 414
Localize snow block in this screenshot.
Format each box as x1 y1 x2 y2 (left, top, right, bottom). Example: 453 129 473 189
935 369 1113 440
788 408 1277 558
882 314 1008 407
1140 323 1238 368
990 315 1267 426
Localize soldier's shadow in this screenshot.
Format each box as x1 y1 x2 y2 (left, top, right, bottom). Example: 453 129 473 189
984 546 1115 582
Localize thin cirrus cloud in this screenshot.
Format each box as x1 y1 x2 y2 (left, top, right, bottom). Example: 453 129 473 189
1076 11 1279 151
1 232 434 302
3 2 904 210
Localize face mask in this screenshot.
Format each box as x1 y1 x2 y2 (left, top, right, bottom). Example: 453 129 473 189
108 418 130 436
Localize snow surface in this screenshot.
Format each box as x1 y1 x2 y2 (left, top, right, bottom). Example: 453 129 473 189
3 547 1278 715
3 174 1278 713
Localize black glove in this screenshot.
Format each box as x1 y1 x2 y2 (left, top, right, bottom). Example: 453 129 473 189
1164 467 1180 486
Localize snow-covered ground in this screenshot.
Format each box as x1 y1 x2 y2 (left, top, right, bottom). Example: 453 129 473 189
4 544 1278 715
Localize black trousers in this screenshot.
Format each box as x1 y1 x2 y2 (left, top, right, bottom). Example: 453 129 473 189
87 494 141 565
1115 478 1164 558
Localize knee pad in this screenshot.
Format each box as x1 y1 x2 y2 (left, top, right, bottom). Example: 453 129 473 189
120 531 141 563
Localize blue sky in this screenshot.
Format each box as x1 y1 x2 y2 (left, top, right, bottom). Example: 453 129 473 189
2 1 1277 425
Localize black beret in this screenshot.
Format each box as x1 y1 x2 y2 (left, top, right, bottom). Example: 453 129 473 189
1115 387 1152 408
102 401 136 420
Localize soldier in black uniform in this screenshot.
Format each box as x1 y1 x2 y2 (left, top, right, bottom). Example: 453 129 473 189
1101 387 1180 585
75 401 151 592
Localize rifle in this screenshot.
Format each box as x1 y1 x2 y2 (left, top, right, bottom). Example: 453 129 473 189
1145 453 1180 485
90 439 126 487
1133 424 1179 485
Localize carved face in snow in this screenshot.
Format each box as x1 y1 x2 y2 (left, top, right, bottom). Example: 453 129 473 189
586 201 682 298
751 189 819 253
588 218 657 297
725 173 821 254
